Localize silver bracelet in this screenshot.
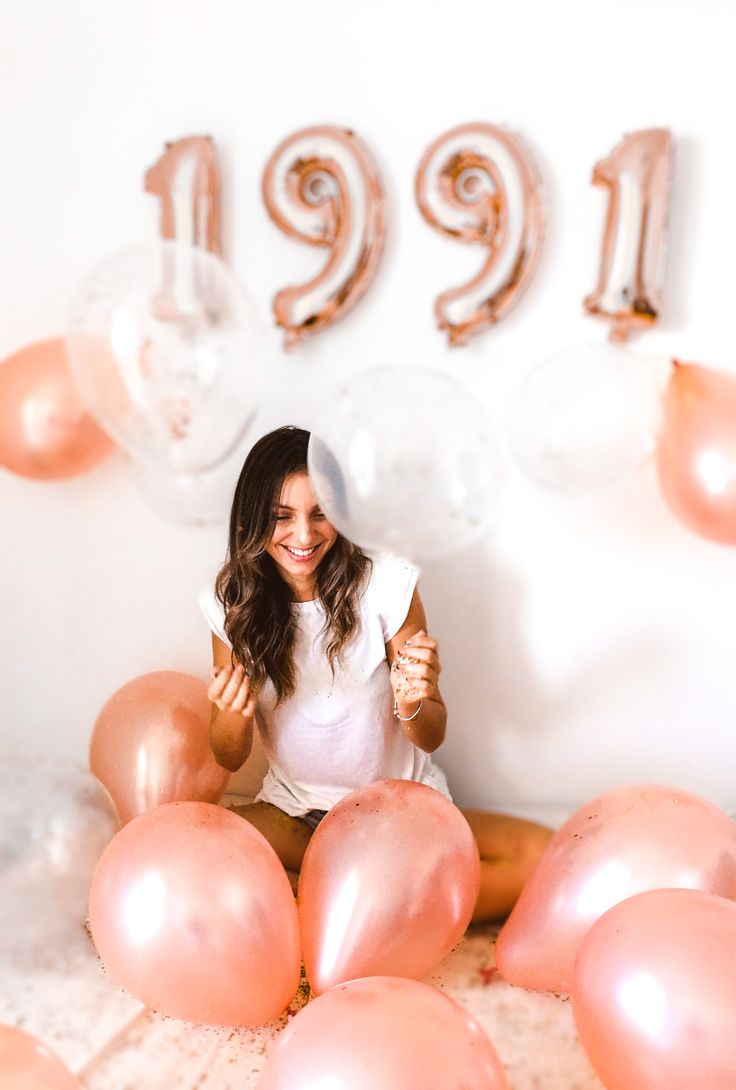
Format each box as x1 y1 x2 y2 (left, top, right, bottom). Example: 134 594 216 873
393 698 423 722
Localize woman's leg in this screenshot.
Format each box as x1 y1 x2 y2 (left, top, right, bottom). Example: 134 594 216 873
229 801 314 873
460 809 553 924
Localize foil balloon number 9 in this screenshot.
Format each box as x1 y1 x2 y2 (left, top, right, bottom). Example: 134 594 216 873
415 122 544 346
262 125 386 348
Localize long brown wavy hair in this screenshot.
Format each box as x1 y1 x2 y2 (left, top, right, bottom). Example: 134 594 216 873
215 426 372 703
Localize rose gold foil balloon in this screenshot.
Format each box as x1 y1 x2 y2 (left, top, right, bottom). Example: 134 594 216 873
262 125 385 348
572 889 736 1090
259 976 510 1090
415 122 543 346
495 784 736 995
89 670 229 825
0 338 114 479
298 780 480 995
88 801 301 1026
145 135 221 254
0 1025 81 1090
656 361 736 545
584 129 672 342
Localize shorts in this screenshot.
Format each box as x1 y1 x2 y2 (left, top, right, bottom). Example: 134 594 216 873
300 808 328 831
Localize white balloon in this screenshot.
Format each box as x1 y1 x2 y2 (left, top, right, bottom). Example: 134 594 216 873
0 757 119 970
127 424 256 526
507 342 668 494
66 242 267 474
308 366 503 562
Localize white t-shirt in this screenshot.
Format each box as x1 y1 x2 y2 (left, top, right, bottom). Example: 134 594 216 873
199 554 451 816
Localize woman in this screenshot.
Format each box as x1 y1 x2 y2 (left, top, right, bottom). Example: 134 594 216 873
201 426 551 922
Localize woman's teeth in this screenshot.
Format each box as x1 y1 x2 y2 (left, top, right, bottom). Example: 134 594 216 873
284 545 318 557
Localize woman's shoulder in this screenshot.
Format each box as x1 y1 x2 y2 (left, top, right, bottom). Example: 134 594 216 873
198 586 231 648
363 553 420 641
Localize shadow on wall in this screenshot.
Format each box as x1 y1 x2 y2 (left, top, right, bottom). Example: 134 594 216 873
420 541 679 825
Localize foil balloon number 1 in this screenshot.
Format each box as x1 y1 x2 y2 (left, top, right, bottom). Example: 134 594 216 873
144 134 222 255
584 128 673 341
262 126 386 349
415 122 544 346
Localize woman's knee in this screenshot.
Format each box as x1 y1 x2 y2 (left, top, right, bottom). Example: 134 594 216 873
228 801 313 871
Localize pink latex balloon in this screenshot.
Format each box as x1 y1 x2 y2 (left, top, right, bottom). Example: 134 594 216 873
572 889 736 1090
495 783 736 994
0 338 114 479
656 361 736 545
89 670 230 824
88 801 301 1026
298 779 480 995
259 976 510 1090
0 1024 81 1090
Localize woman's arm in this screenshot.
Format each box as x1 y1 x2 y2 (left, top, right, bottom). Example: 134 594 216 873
207 634 257 772
386 588 446 754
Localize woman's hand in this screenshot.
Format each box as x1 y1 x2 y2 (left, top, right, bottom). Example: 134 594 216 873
390 630 441 709
207 661 257 772
208 662 257 721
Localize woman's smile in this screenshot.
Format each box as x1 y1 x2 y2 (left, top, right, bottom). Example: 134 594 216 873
281 543 321 562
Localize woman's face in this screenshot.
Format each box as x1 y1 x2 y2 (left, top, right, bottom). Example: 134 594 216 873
265 470 339 589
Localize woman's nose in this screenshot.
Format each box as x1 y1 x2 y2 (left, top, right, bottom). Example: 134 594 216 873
292 515 313 543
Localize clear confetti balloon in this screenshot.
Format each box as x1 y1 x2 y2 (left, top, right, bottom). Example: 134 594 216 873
308 366 503 562
507 342 667 494
126 424 256 526
0 756 119 970
66 242 266 474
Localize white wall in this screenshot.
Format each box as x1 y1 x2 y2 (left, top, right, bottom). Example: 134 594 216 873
2 0 735 825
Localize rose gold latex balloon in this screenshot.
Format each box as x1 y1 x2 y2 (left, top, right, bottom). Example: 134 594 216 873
259 976 510 1090
495 784 736 995
89 670 229 824
145 135 221 254
0 338 114 479
88 801 301 1026
415 122 543 346
298 780 480 995
0 1025 81 1090
262 125 385 348
572 889 736 1090
584 129 672 342
656 361 736 545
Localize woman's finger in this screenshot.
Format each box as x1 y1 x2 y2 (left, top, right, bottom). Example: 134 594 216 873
229 674 251 713
401 662 439 683
207 666 233 702
404 632 438 652
242 690 258 719
221 665 246 707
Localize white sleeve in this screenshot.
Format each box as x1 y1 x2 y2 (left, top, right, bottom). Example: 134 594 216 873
198 588 232 649
368 555 420 642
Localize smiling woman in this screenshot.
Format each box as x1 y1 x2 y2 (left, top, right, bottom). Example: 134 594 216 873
199 426 552 920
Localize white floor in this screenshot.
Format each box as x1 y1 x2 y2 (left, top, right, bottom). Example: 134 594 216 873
2 920 604 1089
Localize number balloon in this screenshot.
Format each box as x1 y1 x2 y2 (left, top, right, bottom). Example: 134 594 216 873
415 122 544 345
262 125 386 348
144 135 222 254
584 128 672 341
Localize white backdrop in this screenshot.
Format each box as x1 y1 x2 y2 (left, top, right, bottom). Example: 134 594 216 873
1 0 734 824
